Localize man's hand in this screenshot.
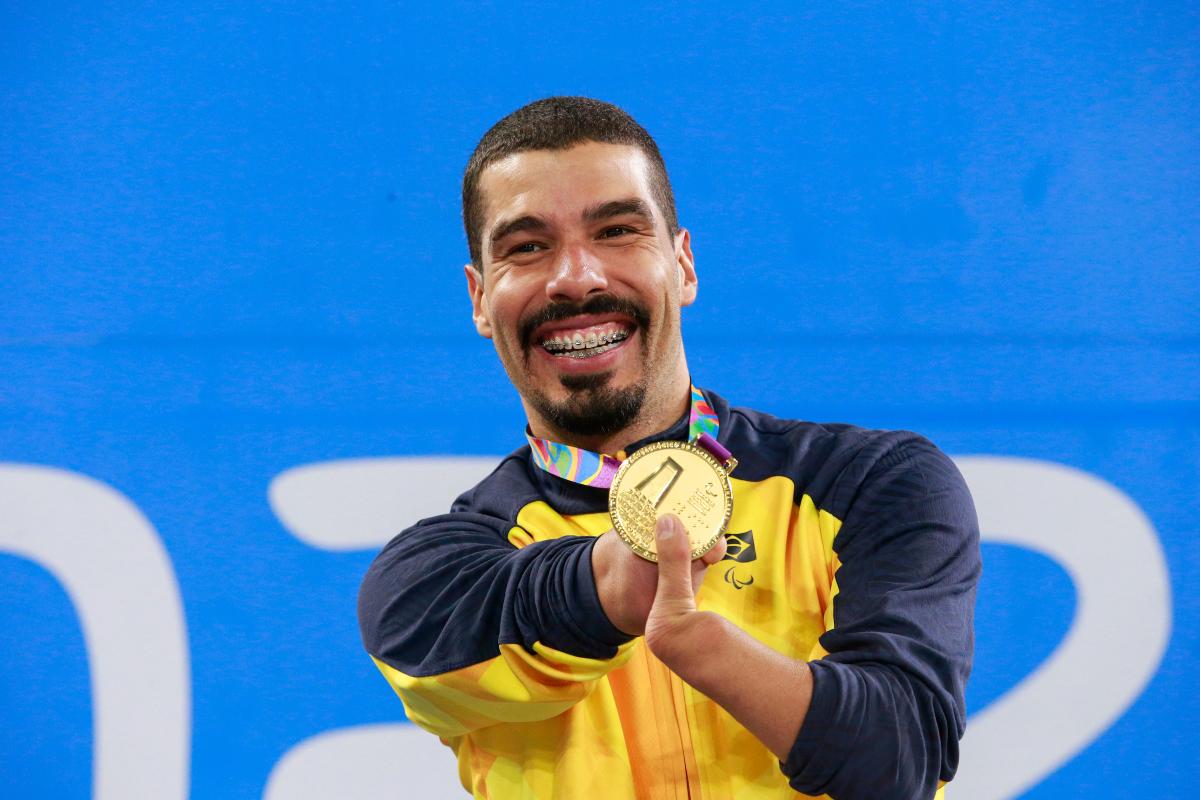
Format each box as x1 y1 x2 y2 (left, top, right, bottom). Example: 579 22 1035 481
643 514 726 658
591 516 726 636
596 514 810 759
651 514 812 759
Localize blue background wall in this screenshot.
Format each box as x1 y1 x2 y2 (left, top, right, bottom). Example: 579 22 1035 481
2 2 1197 797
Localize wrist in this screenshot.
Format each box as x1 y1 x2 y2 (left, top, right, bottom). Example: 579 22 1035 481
571 535 636 651
647 609 726 673
591 531 644 636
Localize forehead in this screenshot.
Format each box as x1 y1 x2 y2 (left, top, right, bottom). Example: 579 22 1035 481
478 141 657 230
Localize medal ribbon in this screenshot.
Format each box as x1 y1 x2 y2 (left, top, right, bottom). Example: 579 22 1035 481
527 384 719 488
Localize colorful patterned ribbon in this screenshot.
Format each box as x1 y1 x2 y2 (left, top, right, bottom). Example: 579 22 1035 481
527 384 719 488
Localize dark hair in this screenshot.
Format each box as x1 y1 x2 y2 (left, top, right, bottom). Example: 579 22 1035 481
462 96 678 268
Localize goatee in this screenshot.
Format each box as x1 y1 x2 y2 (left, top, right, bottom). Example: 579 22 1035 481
528 372 646 438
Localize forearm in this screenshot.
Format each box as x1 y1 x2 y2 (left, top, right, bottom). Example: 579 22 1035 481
360 517 635 734
648 610 812 760
651 608 957 800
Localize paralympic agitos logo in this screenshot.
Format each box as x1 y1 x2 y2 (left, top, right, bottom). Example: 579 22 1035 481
721 530 756 589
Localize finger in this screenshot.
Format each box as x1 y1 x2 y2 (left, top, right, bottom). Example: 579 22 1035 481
701 534 728 565
689 535 727 594
652 515 697 613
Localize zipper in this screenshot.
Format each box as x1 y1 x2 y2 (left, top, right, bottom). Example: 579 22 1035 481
645 650 700 799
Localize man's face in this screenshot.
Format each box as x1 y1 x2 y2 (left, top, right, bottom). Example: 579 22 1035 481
466 141 697 439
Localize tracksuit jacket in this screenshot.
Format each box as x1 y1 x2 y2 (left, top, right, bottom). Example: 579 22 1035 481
358 388 981 799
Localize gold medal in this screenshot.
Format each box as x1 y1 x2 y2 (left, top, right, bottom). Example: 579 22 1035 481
608 437 737 562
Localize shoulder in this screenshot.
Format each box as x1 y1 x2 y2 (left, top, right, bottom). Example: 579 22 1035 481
447 445 543 521
706 389 964 519
721 400 891 470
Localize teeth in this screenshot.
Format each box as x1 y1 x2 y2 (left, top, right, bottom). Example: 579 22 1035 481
542 327 631 353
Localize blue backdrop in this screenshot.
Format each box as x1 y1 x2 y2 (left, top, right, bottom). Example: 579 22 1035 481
2 2 1197 798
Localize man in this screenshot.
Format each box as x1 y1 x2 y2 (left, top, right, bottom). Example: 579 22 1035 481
359 97 980 799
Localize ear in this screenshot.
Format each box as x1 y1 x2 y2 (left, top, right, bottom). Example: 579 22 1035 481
464 263 493 339
674 228 698 307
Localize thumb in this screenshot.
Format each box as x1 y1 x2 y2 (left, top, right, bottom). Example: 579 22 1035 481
653 514 696 614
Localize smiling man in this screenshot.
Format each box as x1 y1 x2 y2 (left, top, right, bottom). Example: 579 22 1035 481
358 97 981 800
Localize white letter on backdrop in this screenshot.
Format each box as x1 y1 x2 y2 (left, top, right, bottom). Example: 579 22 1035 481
953 456 1170 799
0 464 191 800
264 457 497 799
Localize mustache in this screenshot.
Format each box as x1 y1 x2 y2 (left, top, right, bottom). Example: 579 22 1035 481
519 295 651 350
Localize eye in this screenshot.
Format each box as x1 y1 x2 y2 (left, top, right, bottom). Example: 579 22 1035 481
508 241 544 256
600 226 632 239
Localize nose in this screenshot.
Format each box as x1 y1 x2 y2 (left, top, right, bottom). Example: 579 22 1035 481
544 245 608 302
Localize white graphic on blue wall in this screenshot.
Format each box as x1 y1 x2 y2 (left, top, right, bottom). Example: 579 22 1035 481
0 457 1172 799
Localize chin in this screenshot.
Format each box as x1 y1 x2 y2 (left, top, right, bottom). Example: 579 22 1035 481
529 374 647 439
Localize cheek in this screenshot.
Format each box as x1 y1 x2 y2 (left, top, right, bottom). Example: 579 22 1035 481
488 278 541 332
488 302 533 354
482 289 516 332
654 283 678 324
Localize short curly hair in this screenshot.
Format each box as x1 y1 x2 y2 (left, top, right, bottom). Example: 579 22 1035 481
462 96 678 269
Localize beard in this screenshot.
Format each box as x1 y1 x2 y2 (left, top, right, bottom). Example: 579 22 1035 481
517 294 652 438
526 372 647 437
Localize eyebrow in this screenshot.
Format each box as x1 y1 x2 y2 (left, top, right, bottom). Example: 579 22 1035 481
488 197 657 252
582 197 655 224
488 215 549 251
